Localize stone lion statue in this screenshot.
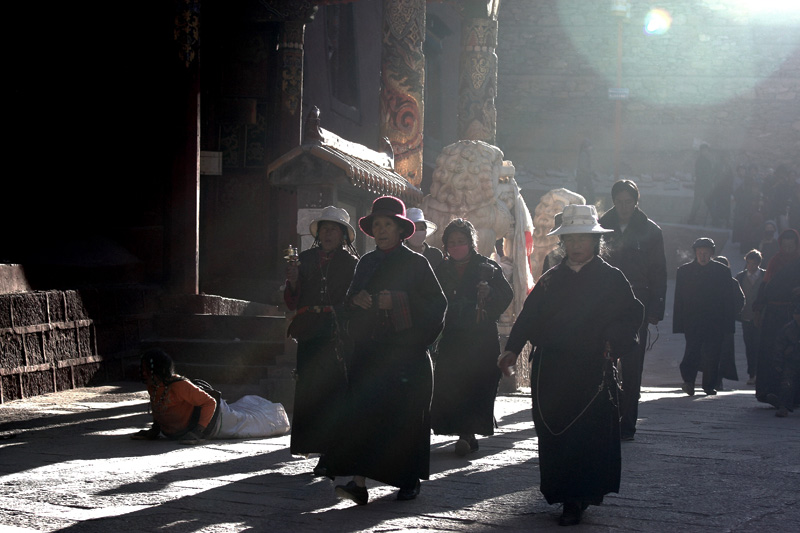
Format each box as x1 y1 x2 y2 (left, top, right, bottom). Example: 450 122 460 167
423 140 510 256
422 140 534 319
530 188 586 281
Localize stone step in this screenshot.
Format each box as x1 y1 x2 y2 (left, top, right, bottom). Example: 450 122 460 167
139 338 282 375
152 313 287 342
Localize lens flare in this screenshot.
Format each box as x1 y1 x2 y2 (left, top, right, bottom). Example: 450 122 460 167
644 8 672 36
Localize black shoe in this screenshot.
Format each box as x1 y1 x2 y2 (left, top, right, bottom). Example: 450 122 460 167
621 433 635 441
559 501 583 526
766 393 781 409
335 481 368 505
704 389 717 396
681 382 695 396
455 434 479 457
397 479 421 501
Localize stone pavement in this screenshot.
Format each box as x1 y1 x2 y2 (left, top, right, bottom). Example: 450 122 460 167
1 239 799 532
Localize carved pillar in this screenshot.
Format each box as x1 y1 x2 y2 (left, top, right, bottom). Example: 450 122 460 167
170 0 201 294
276 20 306 156
458 8 498 144
380 0 425 187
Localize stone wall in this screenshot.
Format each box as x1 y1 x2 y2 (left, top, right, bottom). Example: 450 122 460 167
0 287 161 403
497 0 800 179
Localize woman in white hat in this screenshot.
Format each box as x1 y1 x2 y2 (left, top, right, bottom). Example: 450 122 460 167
284 206 359 476
326 196 447 505
498 204 643 526
405 207 443 269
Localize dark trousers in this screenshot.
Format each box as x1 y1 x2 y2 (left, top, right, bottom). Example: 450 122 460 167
741 320 759 378
777 361 800 409
619 320 648 437
680 328 724 392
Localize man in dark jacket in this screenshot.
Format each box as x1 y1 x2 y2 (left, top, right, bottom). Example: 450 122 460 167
600 180 667 440
673 237 739 396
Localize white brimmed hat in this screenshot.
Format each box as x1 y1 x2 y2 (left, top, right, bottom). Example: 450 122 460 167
310 206 356 243
547 204 613 236
406 208 437 236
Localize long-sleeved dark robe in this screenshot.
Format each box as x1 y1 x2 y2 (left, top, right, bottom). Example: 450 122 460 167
754 256 800 403
285 247 357 456
325 244 446 489
431 253 514 437
505 256 643 505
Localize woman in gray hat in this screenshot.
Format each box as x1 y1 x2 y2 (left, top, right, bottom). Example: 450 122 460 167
498 204 643 526
326 196 446 505
284 206 359 476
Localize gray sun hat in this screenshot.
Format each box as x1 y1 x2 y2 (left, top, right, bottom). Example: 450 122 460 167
309 206 356 243
547 204 613 236
406 208 437 236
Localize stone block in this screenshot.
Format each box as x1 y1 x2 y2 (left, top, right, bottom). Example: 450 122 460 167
47 291 66 323
12 293 48 327
0 332 24 368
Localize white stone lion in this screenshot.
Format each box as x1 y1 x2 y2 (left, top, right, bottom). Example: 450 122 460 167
421 140 534 319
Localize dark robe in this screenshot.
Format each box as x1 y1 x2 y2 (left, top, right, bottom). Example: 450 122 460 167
431 253 514 437
754 256 800 403
505 256 643 505
325 244 446 489
718 275 745 383
673 258 738 392
285 247 357 456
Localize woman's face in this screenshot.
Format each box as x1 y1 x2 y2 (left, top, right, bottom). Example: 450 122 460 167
780 236 798 254
562 233 595 263
613 190 637 223
317 221 345 253
445 230 470 251
371 215 403 250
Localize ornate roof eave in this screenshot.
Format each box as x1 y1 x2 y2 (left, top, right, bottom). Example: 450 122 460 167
268 107 423 206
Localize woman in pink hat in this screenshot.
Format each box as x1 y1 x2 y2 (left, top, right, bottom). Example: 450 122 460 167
326 196 447 505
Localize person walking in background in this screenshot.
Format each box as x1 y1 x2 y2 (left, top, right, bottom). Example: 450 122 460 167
735 250 766 385
712 256 745 391
763 229 799 284
766 304 800 417
430 218 513 457
498 204 643 526
326 196 447 505
710 151 734 228
732 170 763 253
599 179 667 441
673 238 739 396
576 139 595 205
405 207 443 270
688 143 715 226
283 206 359 476
758 220 780 267
752 253 800 407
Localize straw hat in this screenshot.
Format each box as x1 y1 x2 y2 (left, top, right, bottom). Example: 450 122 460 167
309 206 356 244
406 208 437 236
547 204 613 236
358 196 416 239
